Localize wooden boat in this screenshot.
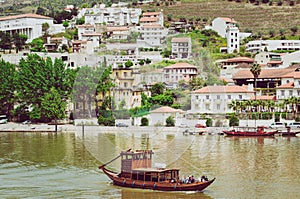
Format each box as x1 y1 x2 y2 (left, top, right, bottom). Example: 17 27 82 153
276 127 300 136
223 126 277 136
99 149 215 192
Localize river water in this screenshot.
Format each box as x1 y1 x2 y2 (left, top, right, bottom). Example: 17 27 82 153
0 126 299 199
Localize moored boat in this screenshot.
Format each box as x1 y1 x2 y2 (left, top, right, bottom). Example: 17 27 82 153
276 127 300 136
99 149 215 192
223 126 277 136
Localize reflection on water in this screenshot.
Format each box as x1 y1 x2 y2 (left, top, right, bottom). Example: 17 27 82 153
0 129 300 198
121 189 213 199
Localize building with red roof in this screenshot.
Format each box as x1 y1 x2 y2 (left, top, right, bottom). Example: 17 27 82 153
171 37 192 59
190 85 254 114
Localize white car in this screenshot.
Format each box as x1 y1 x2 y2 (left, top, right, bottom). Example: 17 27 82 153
269 122 285 128
288 122 300 128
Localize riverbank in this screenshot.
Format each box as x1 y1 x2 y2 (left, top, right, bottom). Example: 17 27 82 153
0 122 227 135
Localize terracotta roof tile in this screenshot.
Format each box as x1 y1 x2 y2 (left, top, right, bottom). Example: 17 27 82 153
192 85 253 94
224 57 254 63
150 106 184 113
107 26 129 31
171 37 191 43
0 13 52 21
140 17 158 22
164 62 197 69
220 17 237 24
233 68 295 79
277 82 294 88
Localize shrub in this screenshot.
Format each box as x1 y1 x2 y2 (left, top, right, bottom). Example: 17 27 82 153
141 117 149 126
206 118 212 127
166 116 175 127
229 115 239 127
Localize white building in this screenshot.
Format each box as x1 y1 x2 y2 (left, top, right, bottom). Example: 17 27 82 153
219 57 255 79
254 52 283 67
212 17 237 38
210 17 251 54
107 26 130 40
149 106 185 126
226 25 239 53
77 24 95 40
190 85 254 114
0 13 58 42
137 23 168 48
140 12 164 26
276 69 300 101
171 37 192 59
83 4 141 26
163 62 198 88
246 40 300 53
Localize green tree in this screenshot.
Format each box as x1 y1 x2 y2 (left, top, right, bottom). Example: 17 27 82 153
0 60 15 117
189 77 205 90
125 60 133 68
41 87 67 131
13 33 28 53
150 82 165 97
250 63 261 101
15 54 76 122
73 65 103 118
30 38 45 52
291 26 298 36
0 31 13 53
141 117 149 126
63 21 69 29
150 94 174 106
166 115 175 127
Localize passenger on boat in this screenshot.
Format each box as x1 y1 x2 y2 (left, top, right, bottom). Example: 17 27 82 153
201 175 208 182
190 175 195 183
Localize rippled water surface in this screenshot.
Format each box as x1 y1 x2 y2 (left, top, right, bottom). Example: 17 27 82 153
0 127 299 198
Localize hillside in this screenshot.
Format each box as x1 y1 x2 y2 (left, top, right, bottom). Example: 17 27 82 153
141 0 300 35
1 0 299 36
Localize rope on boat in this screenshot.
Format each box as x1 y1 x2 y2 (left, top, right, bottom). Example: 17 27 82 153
98 148 131 169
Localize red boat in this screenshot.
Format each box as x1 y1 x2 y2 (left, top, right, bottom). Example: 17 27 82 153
223 126 277 136
99 149 215 192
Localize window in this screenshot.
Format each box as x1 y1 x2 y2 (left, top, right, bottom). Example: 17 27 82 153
228 95 231 99
281 90 285 97
124 72 127 77
206 95 209 100
205 104 210 110
217 104 220 110
239 95 242 100
196 95 198 100
289 90 293 96
124 82 127 88
217 95 220 100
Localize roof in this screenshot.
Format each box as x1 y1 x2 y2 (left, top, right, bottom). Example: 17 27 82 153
150 106 184 113
233 68 296 79
224 57 254 63
171 37 191 43
142 12 161 16
267 61 283 64
82 33 102 36
140 17 159 22
277 82 294 89
220 17 237 24
192 85 253 94
0 13 52 21
77 24 94 28
107 26 129 31
142 23 163 28
164 62 197 69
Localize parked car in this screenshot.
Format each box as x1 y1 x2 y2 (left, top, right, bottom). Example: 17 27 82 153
288 122 300 128
195 124 206 128
22 120 31 125
269 122 285 128
116 123 128 127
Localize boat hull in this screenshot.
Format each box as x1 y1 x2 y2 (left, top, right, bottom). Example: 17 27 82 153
223 130 277 136
100 167 215 192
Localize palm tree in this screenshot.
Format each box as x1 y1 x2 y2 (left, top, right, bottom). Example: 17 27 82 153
250 63 262 101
